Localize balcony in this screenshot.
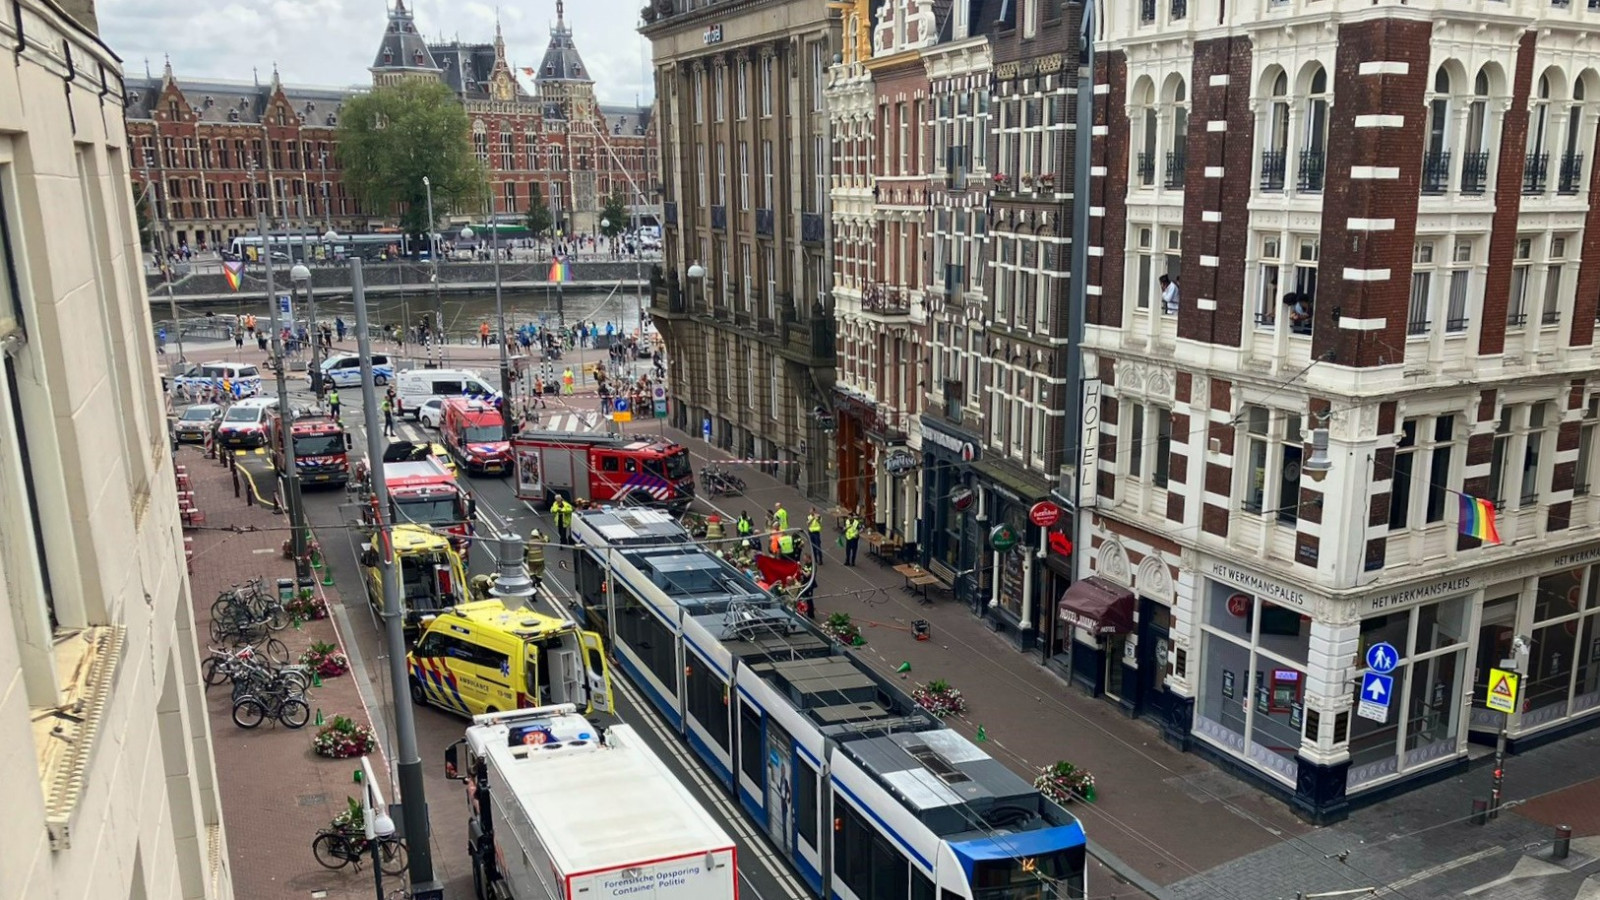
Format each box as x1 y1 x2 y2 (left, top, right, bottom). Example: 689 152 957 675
1421 150 1451 195
1136 152 1155 187
784 315 836 366
1165 151 1186 189
756 207 774 237
1523 153 1549 195
711 204 727 230
801 211 825 244
865 409 909 442
664 201 677 227
1260 150 1286 192
1460 152 1490 195
1559 152 1584 195
1298 149 1325 192
861 283 911 316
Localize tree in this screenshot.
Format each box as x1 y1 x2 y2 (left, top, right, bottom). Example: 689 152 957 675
335 79 486 237
598 192 628 238
525 190 553 238
132 182 155 251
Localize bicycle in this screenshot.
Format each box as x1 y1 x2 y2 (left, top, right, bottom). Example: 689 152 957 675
202 644 309 692
232 682 311 729
311 826 408 876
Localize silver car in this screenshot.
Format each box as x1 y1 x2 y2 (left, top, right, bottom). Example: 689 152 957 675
172 403 223 443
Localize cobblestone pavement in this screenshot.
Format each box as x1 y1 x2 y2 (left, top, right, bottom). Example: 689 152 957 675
181 445 400 900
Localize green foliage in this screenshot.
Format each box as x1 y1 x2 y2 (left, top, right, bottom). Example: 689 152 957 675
133 182 155 251
335 80 486 236
598 192 628 238
525 191 554 238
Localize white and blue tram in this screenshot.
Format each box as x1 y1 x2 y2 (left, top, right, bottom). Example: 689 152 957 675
571 508 1088 900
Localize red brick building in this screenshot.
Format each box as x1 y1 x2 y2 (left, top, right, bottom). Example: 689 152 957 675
1079 0 1600 821
125 0 656 250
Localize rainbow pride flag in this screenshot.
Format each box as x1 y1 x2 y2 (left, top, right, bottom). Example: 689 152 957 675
1459 494 1501 544
549 256 572 283
222 261 244 291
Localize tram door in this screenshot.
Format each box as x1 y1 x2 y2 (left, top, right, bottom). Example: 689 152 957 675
765 720 794 856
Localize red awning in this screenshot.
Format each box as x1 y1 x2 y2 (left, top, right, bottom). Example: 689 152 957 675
1058 576 1135 635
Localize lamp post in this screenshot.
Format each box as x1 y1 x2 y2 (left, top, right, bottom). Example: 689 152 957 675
422 176 444 366
257 203 311 586
686 262 705 425
292 262 318 396
460 224 512 440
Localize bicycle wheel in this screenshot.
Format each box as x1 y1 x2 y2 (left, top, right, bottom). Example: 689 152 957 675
278 698 311 729
232 697 266 729
278 669 312 692
311 832 351 870
378 838 409 876
259 638 291 665
201 656 228 687
266 605 290 632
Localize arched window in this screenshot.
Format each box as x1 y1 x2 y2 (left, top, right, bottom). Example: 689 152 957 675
1562 79 1588 194
1168 78 1189 188
1262 71 1290 191
1463 69 1492 194
1135 79 1156 187
1526 73 1553 193
1424 68 1452 193
1300 66 1328 191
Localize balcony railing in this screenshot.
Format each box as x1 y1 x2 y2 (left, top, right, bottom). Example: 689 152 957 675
664 201 678 227
1260 150 1286 192
1407 317 1431 337
710 205 727 230
755 207 774 237
801 212 825 244
1165 151 1186 188
1523 153 1549 194
1460 152 1490 195
1136 152 1155 186
861 283 911 316
1139 0 1156 21
1542 309 1562 326
1507 311 1528 328
1559 152 1585 195
1298 149 1326 192
1421 150 1451 195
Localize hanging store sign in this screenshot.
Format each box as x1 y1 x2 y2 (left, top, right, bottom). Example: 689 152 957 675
1078 378 1102 510
988 523 1020 552
1029 501 1063 528
921 422 979 462
950 487 975 512
884 447 918 476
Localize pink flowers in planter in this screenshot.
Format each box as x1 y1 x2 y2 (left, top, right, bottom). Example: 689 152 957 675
912 679 967 719
313 715 377 759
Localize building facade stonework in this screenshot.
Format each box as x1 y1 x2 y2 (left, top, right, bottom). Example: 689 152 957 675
0 0 234 896
1079 0 1600 821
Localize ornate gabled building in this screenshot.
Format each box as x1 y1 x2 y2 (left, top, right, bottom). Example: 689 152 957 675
124 0 657 250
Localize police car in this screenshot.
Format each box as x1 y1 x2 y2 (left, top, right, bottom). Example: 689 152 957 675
320 353 394 387
169 362 263 399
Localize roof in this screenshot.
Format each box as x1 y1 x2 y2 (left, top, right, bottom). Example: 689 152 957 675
474 713 733 873
389 524 452 552
384 457 456 488
598 104 653 137
444 599 569 637
123 74 356 128
535 1 593 85
372 0 439 73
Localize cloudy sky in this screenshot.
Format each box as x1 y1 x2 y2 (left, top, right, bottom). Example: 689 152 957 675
100 0 654 106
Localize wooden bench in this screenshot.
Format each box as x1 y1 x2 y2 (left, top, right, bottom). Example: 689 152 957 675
924 560 958 604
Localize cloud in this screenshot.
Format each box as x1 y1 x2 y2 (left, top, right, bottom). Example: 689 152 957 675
99 0 654 106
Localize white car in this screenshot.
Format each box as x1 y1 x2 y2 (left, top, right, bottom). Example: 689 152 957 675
321 353 394 387
416 397 446 429
214 397 279 448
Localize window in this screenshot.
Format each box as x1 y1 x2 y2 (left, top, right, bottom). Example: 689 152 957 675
1293 238 1319 311
714 65 726 123
1242 406 1304 526
1407 242 1435 337
1543 236 1568 326
760 55 774 117
715 144 727 205
1389 417 1456 530
613 584 680 696
814 136 827 213
1168 79 1189 188
1424 69 1452 194
834 799 910 900
1489 403 1552 509
1508 238 1532 328
761 140 774 208
898 103 910 175
693 71 705 124
1133 226 1153 310
1124 401 1172 488
499 130 513 171
736 59 748 118
683 652 729 750
696 144 708 207
1445 241 1472 332
796 761 818 849
1022 0 1039 38
1463 70 1492 194
1579 398 1599 495
738 142 751 211
738 702 762 784
1255 236 1281 328
1527 74 1553 194
810 43 825 112
1262 71 1290 191
1300 66 1329 191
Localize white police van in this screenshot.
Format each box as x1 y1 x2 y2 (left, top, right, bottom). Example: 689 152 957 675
395 368 498 419
169 361 262 399
320 353 394 387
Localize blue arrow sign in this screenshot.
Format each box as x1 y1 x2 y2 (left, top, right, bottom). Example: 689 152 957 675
1365 642 1400 674
1361 672 1393 705
613 397 629 413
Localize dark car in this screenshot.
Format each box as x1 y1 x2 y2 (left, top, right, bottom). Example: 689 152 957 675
172 403 223 443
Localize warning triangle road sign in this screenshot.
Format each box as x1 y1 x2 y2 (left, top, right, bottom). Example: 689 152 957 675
1492 675 1513 698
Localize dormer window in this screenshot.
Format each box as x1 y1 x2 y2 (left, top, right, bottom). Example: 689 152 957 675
228 110 240 122
327 114 338 126
414 49 425 65
546 64 554 75
304 102 315 115
384 49 394 64
203 95 215 109
239 98 250 110
388 21 398 32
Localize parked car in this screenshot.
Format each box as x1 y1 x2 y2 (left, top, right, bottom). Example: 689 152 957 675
416 397 446 429
215 397 279 448
172 403 223 443
320 353 394 387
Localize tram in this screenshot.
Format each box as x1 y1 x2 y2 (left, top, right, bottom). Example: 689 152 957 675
570 507 1088 900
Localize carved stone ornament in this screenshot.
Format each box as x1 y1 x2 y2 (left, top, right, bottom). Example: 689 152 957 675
1037 54 1064 74
1097 539 1131 586
1136 555 1174 605
1190 374 1209 408
1146 365 1173 400
995 61 1019 80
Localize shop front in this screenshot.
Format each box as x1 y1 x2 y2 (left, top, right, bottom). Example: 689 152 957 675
1057 572 1178 724
833 388 876 522
919 418 983 605
970 457 1060 649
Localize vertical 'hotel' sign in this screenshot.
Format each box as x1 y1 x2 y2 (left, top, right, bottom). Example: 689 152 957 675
1078 378 1101 510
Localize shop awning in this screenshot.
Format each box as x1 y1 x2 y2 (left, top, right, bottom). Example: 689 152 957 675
1058 576 1135 635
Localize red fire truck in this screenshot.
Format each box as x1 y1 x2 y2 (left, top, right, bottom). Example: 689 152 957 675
441 398 512 475
377 456 475 555
512 431 695 510
268 412 352 486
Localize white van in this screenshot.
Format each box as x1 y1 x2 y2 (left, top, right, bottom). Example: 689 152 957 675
321 353 394 387
395 368 499 419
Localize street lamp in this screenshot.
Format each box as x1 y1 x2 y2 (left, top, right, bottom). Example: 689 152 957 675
422 176 443 366
684 263 706 426
256 204 311 587
460 224 512 440
291 262 317 395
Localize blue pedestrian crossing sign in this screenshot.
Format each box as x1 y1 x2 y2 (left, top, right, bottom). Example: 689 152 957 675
1365 641 1400 674
1357 672 1393 723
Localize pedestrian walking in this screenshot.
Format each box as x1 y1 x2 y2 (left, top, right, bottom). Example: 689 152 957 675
806 508 824 566
234 326 244 349
335 317 346 342
381 396 396 436
843 512 862 566
551 494 575 544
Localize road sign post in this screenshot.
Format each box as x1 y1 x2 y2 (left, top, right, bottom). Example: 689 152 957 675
1355 642 1402 724
1486 666 1520 819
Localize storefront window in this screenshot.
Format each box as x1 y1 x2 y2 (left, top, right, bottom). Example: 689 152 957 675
1471 594 1518 729
996 506 1026 619
1195 579 1308 785
1347 596 1468 790
1525 568 1592 728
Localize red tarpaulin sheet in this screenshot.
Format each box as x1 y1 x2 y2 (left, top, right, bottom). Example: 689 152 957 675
755 554 802 586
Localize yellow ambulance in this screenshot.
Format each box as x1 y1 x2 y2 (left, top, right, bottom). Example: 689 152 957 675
405 600 613 718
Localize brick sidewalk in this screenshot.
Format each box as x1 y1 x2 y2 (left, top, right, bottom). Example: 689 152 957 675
181 445 397 900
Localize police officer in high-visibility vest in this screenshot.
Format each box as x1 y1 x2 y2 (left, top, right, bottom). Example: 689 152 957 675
327 387 341 422
806 508 824 566
551 494 575 544
736 511 754 549
772 501 789 532
381 396 396 436
843 513 862 566
779 530 797 560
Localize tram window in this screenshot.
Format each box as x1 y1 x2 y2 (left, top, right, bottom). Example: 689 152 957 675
738 703 763 785
870 832 909 899
911 869 934 900
835 802 872 897
613 588 679 694
685 657 730 750
796 761 818 849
